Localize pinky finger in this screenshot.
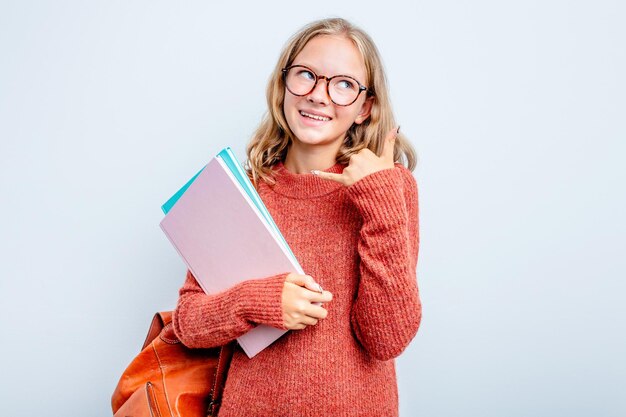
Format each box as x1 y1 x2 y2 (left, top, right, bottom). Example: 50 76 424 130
312 170 346 185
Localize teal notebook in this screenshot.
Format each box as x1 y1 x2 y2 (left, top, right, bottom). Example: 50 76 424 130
161 147 297 262
161 169 203 215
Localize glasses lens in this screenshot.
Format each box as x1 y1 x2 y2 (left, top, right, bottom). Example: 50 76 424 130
285 67 316 95
329 77 360 106
284 67 362 106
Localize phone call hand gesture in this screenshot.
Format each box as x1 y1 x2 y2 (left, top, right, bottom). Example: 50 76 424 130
313 127 399 187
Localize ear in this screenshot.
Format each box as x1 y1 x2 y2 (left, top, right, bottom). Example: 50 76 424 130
354 96 374 125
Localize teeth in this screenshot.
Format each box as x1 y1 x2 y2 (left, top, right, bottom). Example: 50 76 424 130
300 111 330 121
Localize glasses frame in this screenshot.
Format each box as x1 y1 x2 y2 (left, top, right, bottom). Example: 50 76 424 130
281 64 371 107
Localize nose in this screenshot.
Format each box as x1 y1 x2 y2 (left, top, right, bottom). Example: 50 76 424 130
307 77 331 105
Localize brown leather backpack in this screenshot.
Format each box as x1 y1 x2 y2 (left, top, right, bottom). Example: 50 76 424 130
111 311 235 417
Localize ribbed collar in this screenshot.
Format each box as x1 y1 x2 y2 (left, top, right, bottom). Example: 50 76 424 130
268 161 346 199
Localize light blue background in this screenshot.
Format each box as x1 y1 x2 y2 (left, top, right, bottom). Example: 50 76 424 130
1 1 624 416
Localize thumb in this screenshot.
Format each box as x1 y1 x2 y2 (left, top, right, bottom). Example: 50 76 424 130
286 274 323 293
381 126 399 161
302 275 323 293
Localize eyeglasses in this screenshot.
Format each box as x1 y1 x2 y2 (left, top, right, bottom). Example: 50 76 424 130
281 65 371 106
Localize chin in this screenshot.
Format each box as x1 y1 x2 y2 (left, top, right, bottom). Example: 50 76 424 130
292 131 341 147
289 122 344 147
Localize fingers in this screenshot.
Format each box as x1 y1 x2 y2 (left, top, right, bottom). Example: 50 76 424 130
286 275 332 302
304 303 329 320
286 273 324 294
300 315 320 326
287 284 332 304
282 273 333 330
293 291 331 320
283 304 327 330
307 289 333 304
311 125 398 189
381 126 399 161
303 278 323 294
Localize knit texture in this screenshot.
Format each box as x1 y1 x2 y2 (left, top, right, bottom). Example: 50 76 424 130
173 162 421 417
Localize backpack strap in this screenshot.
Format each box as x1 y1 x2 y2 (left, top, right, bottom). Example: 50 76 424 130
141 311 173 350
207 341 236 416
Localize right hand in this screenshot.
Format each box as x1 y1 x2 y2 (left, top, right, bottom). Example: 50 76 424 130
281 273 333 330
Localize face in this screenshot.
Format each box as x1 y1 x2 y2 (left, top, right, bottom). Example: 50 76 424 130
283 35 373 151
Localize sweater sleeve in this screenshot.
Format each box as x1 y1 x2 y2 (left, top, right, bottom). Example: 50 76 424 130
345 164 421 361
173 270 289 349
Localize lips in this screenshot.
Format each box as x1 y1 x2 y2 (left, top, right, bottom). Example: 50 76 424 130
299 110 332 122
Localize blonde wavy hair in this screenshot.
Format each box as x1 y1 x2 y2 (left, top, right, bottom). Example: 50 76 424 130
246 17 417 185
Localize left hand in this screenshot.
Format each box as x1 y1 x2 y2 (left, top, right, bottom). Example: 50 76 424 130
313 127 399 187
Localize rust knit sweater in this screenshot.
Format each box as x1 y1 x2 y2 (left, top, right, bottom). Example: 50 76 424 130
173 162 421 417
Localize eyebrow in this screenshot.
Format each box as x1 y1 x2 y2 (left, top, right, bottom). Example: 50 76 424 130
292 62 362 80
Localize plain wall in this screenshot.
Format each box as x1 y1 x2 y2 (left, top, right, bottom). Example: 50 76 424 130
1 1 624 416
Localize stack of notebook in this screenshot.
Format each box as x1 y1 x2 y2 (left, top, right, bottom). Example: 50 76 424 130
160 147 303 358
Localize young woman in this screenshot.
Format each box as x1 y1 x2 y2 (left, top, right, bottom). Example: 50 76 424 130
173 17 422 417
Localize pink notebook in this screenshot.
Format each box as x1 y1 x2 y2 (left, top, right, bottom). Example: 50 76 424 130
160 157 302 358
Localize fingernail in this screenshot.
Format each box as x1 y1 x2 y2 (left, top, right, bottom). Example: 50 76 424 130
311 170 319 176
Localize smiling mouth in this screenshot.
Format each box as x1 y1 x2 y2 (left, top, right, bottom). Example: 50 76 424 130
299 110 331 121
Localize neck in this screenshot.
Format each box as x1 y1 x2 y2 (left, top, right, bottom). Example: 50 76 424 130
283 140 342 174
